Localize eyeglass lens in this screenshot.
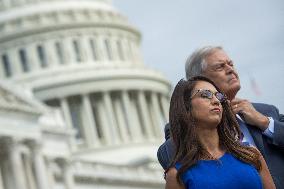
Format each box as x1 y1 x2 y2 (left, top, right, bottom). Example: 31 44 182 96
200 90 224 102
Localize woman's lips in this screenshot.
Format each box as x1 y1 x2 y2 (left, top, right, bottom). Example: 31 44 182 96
211 108 221 113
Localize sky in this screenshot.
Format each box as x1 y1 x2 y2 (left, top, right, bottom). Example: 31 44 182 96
113 0 284 113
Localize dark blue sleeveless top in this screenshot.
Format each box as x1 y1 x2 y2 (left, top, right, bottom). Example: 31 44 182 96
175 153 262 189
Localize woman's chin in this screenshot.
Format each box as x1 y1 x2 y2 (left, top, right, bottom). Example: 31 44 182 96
208 117 222 127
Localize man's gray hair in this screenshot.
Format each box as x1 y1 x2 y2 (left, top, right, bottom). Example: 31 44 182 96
185 46 223 80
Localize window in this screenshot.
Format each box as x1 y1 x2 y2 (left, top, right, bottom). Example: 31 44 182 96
19 49 29 72
45 99 60 108
37 45 48 68
55 42 65 64
104 39 112 60
1 54 12 77
72 40 82 62
89 38 98 61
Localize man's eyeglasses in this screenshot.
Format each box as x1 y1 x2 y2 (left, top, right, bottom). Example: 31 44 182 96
191 89 226 102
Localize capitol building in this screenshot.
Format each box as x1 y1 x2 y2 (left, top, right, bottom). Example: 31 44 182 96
0 0 171 188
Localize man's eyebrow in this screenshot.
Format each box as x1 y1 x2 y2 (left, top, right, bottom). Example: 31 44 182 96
211 60 232 66
210 61 226 66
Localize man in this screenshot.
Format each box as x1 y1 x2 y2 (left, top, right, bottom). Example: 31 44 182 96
158 46 284 188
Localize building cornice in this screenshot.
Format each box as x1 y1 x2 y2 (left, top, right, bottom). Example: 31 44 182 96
0 7 140 43
19 67 171 100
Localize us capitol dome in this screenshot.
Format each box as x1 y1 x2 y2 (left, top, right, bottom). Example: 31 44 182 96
0 0 171 188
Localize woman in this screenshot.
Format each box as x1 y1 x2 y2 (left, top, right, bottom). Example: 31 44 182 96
165 76 275 189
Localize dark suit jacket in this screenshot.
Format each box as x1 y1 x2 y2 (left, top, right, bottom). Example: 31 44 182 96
157 103 284 189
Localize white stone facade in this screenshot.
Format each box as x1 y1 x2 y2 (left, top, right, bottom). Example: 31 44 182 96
0 0 171 188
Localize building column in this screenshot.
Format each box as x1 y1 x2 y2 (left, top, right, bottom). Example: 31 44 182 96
9 48 22 76
97 35 107 62
63 160 74 189
161 95 170 122
0 138 12 189
89 37 99 61
110 36 119 61
137 91 154 139
28 43 41 71
62 37 75 65
60 98 74 130
1 157 13 189
22 153 36 189
56 158 74 189
0 55 4 79
82 94 100 147
81 35 93 63
45 40 58 68
26 141 49 189
150 92 163 137
91 35 101 61
121 91 142 141
116 39 125 61
0 163 4 189
113 97 129 143
8 139 27 189
46 158 55 189
132 39 143 65
127 39 136 64
102 92 120 144
121 37 129 62
96 99 112 145
60 98 77 151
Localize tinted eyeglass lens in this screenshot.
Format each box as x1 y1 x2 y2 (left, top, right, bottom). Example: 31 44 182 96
215 92 225 102
200 90 213 99
199 90 224 102
193 89 225 102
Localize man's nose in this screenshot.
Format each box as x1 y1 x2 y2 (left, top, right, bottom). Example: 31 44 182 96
225 64 234 73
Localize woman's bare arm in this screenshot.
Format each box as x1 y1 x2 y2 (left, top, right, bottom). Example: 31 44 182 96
165 168 185 189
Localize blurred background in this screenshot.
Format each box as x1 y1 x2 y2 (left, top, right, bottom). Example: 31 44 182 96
0 0 283 189
114 0 284 112
0 0 169 188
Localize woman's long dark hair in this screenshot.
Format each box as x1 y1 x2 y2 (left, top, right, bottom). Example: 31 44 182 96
169 76 261 184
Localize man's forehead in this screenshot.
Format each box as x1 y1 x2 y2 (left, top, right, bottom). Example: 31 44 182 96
206 50 230 61
208 60 232 66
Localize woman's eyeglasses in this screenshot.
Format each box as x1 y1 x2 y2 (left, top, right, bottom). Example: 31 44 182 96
191 89 226 102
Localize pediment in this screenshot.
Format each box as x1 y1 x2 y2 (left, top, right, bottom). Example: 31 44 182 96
0 81 46 115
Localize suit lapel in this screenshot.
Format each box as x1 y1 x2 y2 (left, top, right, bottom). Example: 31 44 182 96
246 123 266 155
237 118 266 155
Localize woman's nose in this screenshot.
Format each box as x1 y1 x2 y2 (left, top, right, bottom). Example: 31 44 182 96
211 94 221 105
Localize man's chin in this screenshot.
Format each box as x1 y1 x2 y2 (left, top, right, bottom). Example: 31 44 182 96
229 79 241 90
226 86 240 99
